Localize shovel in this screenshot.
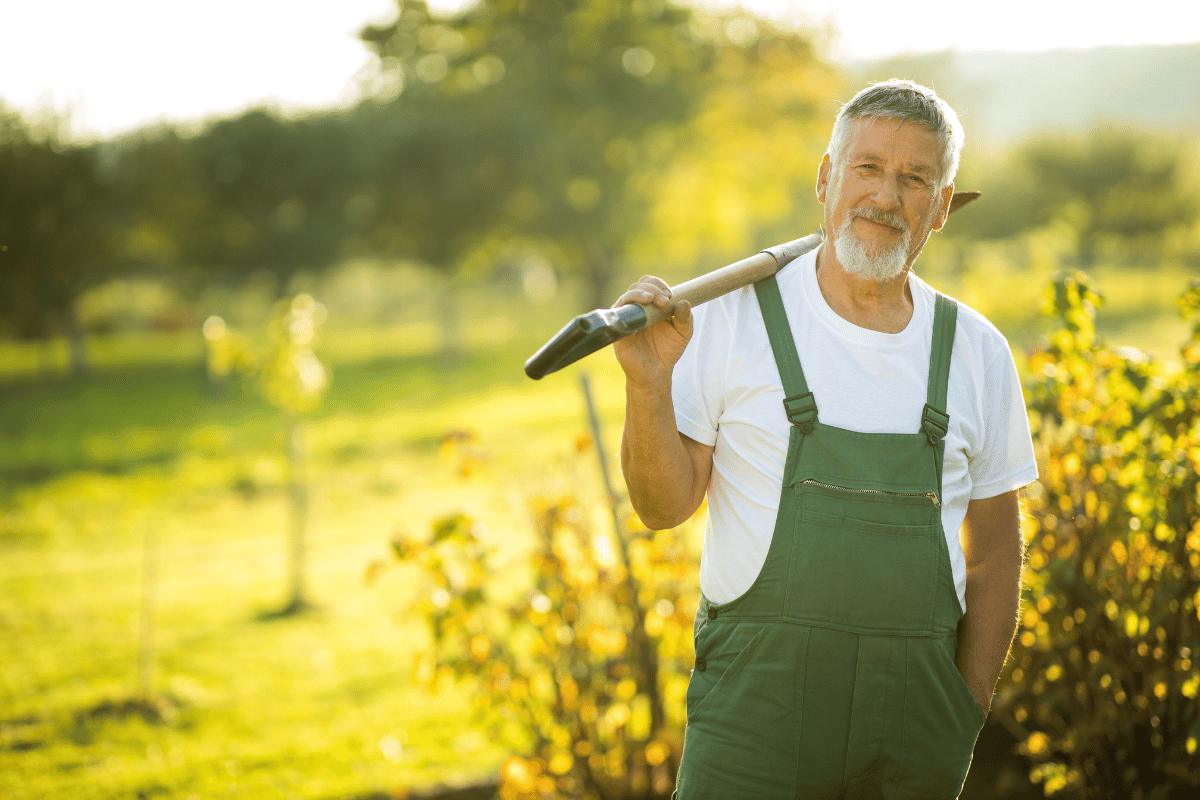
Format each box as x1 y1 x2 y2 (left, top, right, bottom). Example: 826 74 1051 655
524 191 980 379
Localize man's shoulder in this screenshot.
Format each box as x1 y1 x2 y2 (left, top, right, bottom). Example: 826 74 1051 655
911 274 1012 356
691 279 767 330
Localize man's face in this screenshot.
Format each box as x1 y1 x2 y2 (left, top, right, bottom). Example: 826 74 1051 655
816 116 954 281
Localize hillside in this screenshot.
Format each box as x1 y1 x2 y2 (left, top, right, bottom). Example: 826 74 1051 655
843 42 1200 145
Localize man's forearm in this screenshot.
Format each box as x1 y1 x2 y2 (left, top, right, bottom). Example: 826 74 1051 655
957 553 1022 716
957 490 1024 716
620 379 707 530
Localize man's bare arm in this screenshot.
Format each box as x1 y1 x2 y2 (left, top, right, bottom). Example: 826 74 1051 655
612 277 715 530
957 489 1025 717
621 386 714 529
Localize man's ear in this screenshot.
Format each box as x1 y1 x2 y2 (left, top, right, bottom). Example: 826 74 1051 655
816 153 831 204
932 181 954 231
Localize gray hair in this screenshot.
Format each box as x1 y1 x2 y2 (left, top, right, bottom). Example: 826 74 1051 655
827 79 964 188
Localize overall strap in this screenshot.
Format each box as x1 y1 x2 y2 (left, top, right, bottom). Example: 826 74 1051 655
923 293 958 490
753 276 817 433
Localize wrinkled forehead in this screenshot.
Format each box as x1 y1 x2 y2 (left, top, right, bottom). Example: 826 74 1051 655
838 116 945 175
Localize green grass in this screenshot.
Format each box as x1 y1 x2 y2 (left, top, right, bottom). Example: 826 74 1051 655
1 265 1194 799
0 294 631 799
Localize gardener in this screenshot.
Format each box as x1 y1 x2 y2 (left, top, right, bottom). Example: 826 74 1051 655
614 79 1039 798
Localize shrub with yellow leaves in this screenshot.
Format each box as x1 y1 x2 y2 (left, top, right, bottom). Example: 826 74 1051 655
390 463 699 799
996 273 1200 798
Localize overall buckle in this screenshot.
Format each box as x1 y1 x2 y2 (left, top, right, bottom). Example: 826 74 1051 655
784 393 818 434
921 404 950 444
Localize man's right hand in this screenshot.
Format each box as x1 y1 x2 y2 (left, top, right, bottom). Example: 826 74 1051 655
614 276 712 531
611 276 694 387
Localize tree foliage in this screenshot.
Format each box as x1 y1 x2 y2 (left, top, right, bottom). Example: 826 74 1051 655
111 112 360 293
948 130 1199 268
998 273 1200 797
0 107 120 370
359 0 836 309
383 439 699 800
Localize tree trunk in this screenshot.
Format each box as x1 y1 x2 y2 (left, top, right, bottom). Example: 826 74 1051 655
36 304 57 379
37 331 57 379
62 300 88 378
138 525 159 699
585 245 613 313
283 415 310 614
436 275 462 369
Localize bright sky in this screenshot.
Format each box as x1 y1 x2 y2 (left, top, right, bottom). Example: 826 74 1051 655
2 0 1198 142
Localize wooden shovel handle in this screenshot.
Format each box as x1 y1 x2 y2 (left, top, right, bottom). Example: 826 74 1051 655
640 231 824 327
641 190 981 326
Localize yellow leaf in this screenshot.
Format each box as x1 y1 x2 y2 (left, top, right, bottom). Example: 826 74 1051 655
549 751 573 775
645 741 669 766
605 702 630 728
1024 731 1051 756
364 560 386 585
501 757 535 792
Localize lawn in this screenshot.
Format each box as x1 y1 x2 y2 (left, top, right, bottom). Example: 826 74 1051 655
0 288 633 799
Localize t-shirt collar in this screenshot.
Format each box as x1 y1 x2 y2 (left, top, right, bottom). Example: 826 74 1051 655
798 243 929 349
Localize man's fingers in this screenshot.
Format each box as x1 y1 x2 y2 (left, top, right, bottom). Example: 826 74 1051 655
672 300 693 337
613 277 672 309
612 289 669 308
637 275 671 291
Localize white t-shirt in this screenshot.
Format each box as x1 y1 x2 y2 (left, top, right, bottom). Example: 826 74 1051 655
672 244 1039 611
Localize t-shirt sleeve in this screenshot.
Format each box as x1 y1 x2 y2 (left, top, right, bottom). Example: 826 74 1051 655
671 302 726 447
969 343 1039 499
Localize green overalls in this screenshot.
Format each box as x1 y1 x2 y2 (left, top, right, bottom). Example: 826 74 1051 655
675 275 986 799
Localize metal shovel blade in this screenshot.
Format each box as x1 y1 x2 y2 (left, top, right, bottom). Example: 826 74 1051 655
524 303 649 379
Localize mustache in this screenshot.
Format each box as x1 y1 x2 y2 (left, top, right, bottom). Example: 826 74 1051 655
850 207 908 233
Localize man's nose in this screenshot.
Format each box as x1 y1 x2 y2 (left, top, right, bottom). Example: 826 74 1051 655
871 175 902 210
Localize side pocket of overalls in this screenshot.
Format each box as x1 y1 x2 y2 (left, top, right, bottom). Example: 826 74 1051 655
685 621 768 723
897 636 987 796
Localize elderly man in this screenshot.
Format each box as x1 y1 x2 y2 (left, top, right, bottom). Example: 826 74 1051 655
614 80 1038 798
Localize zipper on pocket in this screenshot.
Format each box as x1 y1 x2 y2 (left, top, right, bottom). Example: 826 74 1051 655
801 478 940 507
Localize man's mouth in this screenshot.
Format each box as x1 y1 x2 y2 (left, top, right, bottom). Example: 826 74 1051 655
852 213 905 234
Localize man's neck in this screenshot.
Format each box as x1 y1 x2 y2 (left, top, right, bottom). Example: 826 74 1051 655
815 244 914 334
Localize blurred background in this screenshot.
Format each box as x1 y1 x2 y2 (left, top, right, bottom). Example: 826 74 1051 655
3 1 1200 798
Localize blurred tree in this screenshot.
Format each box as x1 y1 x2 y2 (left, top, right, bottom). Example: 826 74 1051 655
0 107 121 376
109 109 369 304
203 295 330 616
341 92 528 363
106 127 206 278
359 0 836 312
181 110 355 293
994 273 1200 797
641 14 838 266
947 130 1198 268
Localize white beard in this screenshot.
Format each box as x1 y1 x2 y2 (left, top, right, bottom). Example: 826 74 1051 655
832 212 911 282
